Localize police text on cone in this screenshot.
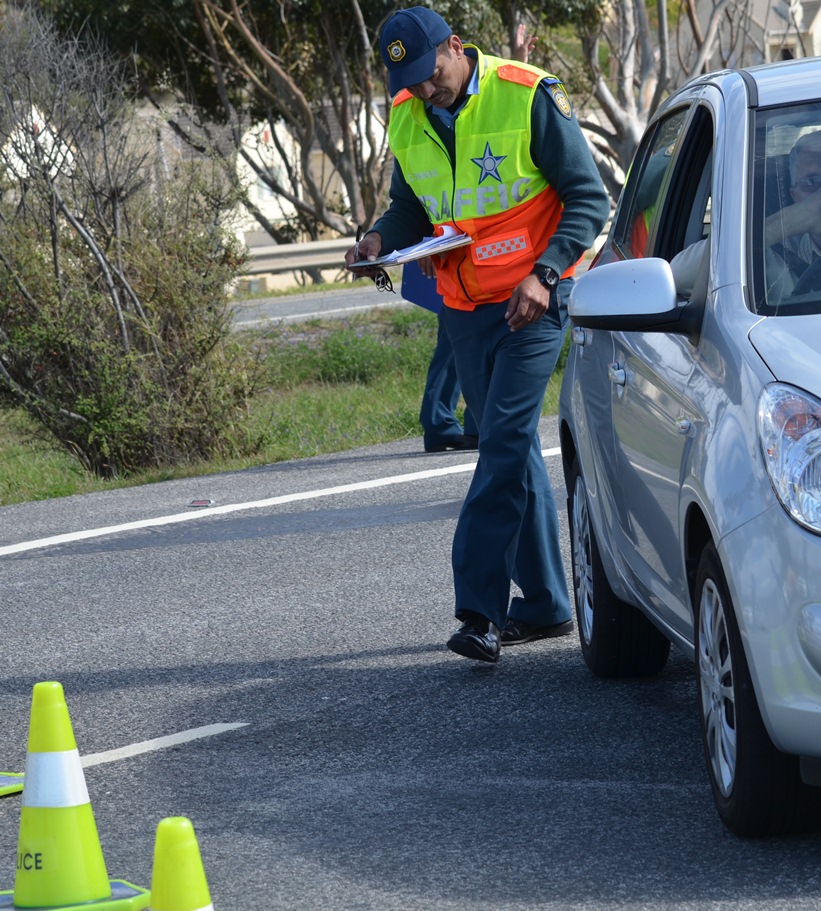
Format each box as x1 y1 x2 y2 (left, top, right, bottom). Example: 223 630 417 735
0 681 149 910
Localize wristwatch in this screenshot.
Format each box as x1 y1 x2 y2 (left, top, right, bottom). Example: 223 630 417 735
531 264 560 289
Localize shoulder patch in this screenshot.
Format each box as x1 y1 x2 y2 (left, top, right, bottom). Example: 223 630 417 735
547 81 572 119
392 89 413 107
496 63 541 88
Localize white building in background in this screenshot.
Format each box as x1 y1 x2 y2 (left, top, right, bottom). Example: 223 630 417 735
754 0 821 59
235 102 388 289
690 0 821 66
236 119 301 247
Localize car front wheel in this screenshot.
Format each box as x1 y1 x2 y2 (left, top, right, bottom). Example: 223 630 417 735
568 456 670 678
695 542 821 836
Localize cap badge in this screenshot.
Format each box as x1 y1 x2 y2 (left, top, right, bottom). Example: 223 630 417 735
388 40 406 62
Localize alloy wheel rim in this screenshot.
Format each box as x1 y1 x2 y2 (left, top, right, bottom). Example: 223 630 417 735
698 577 737 797
572 474 594 646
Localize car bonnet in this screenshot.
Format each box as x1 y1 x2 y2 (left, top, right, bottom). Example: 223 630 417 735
749 315 821 395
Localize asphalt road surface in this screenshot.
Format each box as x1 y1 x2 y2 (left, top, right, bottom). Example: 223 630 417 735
1 294 821 908
232 281 403 328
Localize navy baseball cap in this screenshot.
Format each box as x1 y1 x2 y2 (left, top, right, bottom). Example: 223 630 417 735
379 7 453 96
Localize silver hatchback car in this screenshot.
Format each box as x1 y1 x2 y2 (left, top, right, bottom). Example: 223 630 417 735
558 57 821 837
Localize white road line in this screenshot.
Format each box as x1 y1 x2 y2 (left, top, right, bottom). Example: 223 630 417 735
0 447 561 557
234 299 404 327
81 723 249 768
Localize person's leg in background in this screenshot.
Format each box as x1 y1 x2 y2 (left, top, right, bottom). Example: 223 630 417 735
402 261 478 453
420 315 478 452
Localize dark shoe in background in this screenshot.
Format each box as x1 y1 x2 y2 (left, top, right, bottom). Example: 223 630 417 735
447 613 501 662
500 618 574 646
425 434 479 453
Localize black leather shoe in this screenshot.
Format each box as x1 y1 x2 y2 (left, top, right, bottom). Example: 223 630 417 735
500 618 574 646
447 615 500 662
425 434 479 453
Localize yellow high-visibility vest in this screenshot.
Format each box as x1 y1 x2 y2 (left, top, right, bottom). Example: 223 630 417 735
389 48 570 309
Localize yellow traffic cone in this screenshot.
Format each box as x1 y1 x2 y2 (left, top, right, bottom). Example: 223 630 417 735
148 818 213 911
0 681 150 910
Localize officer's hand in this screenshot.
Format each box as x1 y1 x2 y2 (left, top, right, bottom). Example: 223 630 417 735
345 231 383 280
505 274 551 331
417 255 437 279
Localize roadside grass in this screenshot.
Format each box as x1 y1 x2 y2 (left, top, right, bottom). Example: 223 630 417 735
0 303 567 506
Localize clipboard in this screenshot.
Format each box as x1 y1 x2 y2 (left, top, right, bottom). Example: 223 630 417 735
350 227 472 269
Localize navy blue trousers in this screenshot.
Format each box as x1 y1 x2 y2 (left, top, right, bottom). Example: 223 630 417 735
441 282 573 631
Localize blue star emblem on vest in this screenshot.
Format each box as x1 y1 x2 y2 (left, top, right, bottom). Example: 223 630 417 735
471 142 506 184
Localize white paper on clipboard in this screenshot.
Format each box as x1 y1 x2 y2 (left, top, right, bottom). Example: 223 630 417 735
350 225 472 269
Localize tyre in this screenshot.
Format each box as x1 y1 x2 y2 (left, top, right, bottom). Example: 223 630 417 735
695 544 821 837
695 542 821 836
568 456 670 678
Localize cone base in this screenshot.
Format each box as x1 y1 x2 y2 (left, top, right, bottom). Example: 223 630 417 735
0 880 150 911
0 774 24 798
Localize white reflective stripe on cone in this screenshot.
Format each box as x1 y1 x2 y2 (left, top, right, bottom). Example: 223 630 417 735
22 749 90 807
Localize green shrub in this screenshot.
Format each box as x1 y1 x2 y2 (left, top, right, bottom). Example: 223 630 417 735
0 10 257 478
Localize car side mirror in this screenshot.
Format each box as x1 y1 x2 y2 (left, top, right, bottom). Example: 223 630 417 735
569 258 703 342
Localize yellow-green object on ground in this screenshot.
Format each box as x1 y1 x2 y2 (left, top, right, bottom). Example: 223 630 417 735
0 681 149 910
0 774 23 798
148 817 214 911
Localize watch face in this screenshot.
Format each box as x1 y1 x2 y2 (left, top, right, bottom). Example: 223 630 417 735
534 266 558 287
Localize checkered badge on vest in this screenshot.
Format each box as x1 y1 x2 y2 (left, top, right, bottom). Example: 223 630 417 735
473 234 529 261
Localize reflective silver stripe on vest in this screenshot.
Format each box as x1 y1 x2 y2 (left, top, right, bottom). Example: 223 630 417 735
22 749 90 807
474 235 528 260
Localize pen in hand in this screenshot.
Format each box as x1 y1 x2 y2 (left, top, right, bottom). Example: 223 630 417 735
347 226 394 293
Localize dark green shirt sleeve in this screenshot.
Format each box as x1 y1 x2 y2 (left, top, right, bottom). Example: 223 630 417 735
530 82 611 276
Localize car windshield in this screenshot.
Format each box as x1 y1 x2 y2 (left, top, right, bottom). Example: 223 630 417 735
753 101 821 316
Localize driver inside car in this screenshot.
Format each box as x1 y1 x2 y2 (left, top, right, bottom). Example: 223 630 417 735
765 128 821 297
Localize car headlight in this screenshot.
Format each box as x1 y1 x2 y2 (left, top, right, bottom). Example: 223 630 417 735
758 383 821 533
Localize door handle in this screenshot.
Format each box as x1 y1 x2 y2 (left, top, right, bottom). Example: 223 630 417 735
608 362 626 386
